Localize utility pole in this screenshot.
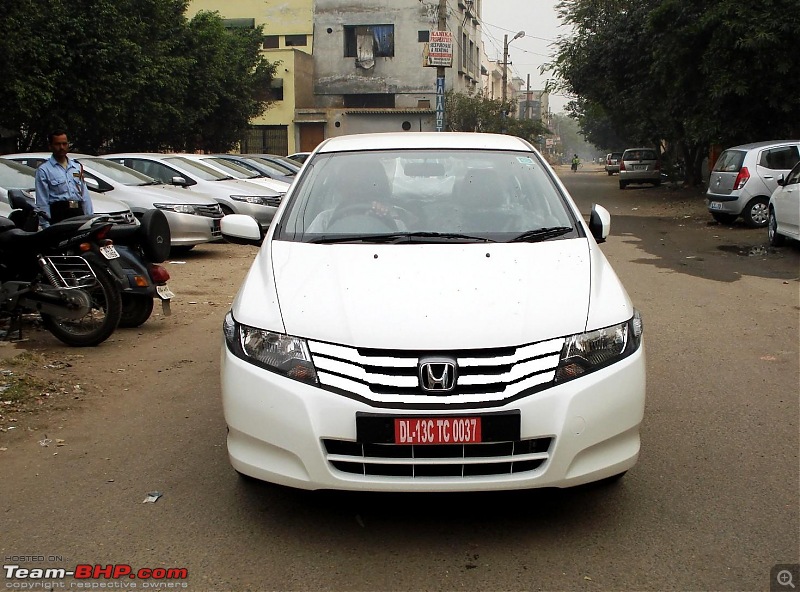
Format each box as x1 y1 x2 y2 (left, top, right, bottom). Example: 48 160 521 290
526 74 531 120
435 0 447 131
502 34 509 106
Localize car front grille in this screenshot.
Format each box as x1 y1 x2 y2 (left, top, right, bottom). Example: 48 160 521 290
107 211 136 225
308 338 565 407
194 204 224 219
263 196 282 207
322 437 553 478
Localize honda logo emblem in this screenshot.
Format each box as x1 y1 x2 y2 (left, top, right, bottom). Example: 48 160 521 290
418 357 457 392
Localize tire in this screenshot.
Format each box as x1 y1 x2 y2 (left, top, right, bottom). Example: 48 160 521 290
619 181 626 189
41 261 122 347
653 180 661 187
607 171 613 176
743 196 770 228
711 212 737 224
119 294 155 328
768 208 786 247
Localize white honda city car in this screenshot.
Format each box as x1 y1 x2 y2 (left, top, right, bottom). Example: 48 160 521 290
220 132 646 492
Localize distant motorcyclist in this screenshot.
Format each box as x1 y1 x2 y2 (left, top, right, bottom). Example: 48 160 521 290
571 154 580 172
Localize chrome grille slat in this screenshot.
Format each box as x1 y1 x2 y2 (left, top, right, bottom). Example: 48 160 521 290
194 204 223 218
309 337 564 404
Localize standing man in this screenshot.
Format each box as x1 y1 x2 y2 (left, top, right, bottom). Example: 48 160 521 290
34 130 94 226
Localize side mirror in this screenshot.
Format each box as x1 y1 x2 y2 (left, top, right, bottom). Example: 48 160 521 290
171 176 188 187
221 214 263 246
776 173 786 187
589 204 611 243
85 177 101 191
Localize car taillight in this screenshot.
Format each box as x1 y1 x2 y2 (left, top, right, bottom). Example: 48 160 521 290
619 160 626 171
655 161 661 171
148 264 170 283
734 167 750 189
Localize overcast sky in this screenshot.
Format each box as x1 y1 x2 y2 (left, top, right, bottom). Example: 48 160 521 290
480 1 572 113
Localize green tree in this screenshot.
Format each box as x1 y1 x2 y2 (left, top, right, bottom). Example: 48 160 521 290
445 90 550 145
547 0 800 185
0 1 275 153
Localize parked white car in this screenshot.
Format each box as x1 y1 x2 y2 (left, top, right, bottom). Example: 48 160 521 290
0 157 135 225
768 161 800 246
104 153 282 230
176 154 290 194
5 153 222 251
220 132 646 492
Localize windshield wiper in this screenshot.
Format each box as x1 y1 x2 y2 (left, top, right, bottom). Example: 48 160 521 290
308 231 496 244
508 226 574 243
214 176 236 181
137 181 161 186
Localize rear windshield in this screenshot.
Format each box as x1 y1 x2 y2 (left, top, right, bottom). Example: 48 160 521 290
623 150 657 161
713 150 745 173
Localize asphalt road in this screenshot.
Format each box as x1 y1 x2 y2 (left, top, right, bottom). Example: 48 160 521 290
1 165 798 592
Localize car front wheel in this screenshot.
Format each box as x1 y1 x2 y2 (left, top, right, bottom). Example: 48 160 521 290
768 208 786 246
743 196 770 228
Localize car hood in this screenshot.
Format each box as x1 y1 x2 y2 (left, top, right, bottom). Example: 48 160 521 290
233 238 621 351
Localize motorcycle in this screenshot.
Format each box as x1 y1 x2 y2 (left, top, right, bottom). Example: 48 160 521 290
0 208 123 347
7 190 174 328
106 209 174 327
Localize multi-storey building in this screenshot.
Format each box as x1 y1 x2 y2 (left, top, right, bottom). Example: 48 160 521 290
186 0 314 155
187 0 483 153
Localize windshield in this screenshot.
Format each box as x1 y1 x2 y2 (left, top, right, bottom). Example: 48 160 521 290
163 157 228 180
0 159 36 189
80 157 156 185
277 149 577 243
249 157 296 176
203 157 257 179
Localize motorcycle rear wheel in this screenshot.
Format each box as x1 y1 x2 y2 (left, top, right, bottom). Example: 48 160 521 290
119 294 155 328
41 261 122 347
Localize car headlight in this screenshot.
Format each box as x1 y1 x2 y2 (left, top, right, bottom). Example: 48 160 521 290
223 311 318 384
555 309 643 383
230 195 269 205
154 203 197 215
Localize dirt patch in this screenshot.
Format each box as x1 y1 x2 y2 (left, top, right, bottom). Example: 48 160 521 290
0 341 94 448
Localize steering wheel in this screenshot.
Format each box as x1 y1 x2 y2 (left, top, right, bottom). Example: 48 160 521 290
327 203 399 231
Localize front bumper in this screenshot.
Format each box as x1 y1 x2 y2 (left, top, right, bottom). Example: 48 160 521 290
220 343 646 491
218 200 277 229
162 210 220 247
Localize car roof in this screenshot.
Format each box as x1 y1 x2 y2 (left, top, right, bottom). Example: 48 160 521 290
723 140 800 151
315 132 532 154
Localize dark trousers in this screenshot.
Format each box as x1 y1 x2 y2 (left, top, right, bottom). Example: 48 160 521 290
49 200 85 224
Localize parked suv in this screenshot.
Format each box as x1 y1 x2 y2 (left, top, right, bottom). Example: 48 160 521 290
605 152 623 175
618 148 661 189
706 140 800 227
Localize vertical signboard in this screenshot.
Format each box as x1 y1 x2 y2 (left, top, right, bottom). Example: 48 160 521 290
436 76 445 132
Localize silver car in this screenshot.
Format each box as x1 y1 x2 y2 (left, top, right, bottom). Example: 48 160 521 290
618 148 661 189
0 157 135 225
706 140 800 227
105 153 282 230
4 153 223 250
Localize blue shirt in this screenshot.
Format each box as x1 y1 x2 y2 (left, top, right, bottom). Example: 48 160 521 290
34 156 94 223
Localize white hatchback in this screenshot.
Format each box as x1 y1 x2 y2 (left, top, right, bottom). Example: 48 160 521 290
220 132 646 492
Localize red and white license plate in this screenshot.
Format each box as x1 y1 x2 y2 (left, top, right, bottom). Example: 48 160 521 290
394 417 482 445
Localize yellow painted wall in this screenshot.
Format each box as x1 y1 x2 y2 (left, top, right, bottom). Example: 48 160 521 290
186 0 312 39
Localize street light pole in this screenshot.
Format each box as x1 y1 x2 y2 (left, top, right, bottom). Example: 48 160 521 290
501 30 524 108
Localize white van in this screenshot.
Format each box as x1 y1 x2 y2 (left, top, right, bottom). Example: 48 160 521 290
220 132 646 492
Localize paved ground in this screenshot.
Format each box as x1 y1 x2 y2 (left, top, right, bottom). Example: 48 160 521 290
1 165 798 591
